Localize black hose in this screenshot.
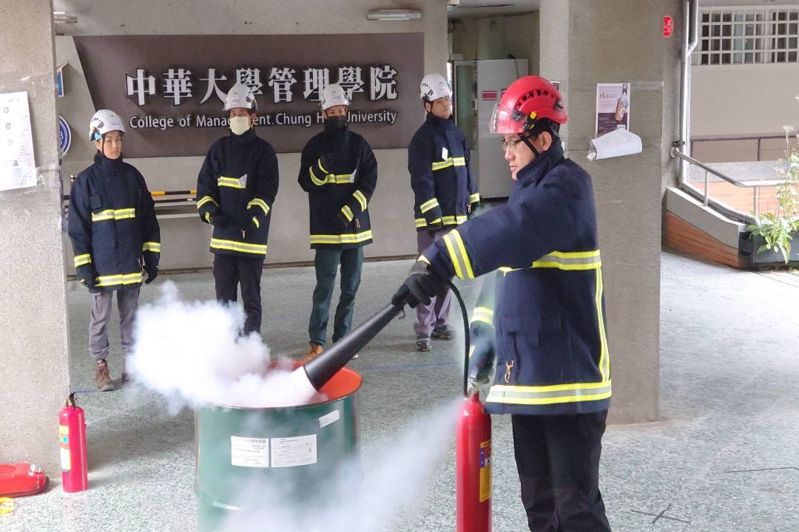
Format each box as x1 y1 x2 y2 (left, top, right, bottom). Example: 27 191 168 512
445 279 471 398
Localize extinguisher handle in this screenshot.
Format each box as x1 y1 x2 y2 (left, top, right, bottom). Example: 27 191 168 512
67 392 77 408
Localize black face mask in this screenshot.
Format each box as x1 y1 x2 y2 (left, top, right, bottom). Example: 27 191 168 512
324 116 347 134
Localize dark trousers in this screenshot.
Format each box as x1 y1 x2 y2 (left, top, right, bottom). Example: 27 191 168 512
213 254 265 335
511 411 611 532
414 229 452 336
308 247 363 346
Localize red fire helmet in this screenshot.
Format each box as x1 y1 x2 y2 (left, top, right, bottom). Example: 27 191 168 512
490 76 568 135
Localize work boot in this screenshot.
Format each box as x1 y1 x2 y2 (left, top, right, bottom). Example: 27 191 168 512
416 334 432 352
95 359 114 392
431 324 455 340
303 343 324 364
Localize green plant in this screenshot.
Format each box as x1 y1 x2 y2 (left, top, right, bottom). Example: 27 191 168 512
746 124 799 263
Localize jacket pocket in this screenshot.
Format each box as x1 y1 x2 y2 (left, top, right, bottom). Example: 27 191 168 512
90 194 104 212
500 314 565 385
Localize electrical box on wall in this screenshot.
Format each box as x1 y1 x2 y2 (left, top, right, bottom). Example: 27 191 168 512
452 58 528 199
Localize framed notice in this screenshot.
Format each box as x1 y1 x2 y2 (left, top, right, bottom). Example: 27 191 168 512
595 83 630 137
0 91 37 191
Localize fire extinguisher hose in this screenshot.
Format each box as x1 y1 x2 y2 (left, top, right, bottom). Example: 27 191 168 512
444 279 471 398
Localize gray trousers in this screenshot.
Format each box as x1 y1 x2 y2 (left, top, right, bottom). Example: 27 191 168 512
414 228 452 336
89 287 140 361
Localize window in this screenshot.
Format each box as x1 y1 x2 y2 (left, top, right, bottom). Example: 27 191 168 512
696 8 799 65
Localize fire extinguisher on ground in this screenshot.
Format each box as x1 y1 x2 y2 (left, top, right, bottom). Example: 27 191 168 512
456 392 491 532
59 392 88 492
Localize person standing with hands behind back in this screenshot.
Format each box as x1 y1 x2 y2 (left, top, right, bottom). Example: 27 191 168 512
408 72 479 352
68 109 160 391
195 83 279 336
298 83 378 362
395 76 612 531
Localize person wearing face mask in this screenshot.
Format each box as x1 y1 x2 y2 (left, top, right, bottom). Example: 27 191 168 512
68 109 161 390
393 76 611 531
195 83 279 336
407 73 479 353
297 83 378 361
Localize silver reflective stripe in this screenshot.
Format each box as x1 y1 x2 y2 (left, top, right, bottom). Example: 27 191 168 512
532 250 601 271
486 381 612 405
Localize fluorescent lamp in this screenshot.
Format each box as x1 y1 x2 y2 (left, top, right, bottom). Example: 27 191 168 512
367 9 422 21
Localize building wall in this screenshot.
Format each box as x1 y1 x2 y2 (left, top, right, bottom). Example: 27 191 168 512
54 0 448 270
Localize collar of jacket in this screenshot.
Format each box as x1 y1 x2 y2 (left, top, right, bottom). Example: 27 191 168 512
515 137 565 186
229 127 258 144
94 151 124 171
425 112 455 130
322 126 351 146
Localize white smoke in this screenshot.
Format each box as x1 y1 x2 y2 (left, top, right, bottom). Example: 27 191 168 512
219 398 462 532
128 282 321 409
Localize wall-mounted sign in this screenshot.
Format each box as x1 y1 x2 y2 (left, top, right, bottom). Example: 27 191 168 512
74 33 424 157
56 63 67 98
663 16 674 38
595 83 630 137
0 91 37 191
58 116 71 158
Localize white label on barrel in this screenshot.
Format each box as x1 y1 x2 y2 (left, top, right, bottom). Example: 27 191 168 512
271 435 317 468
230 436 270 468
319 409 341 428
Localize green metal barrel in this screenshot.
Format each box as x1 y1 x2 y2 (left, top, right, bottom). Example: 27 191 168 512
195 367 362 531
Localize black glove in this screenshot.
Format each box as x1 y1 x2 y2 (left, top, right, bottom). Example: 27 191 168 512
391 261 447 309
466 322 496 394
76 264 99 293
336 210 352 230
211 213 234 227
144 264 159 284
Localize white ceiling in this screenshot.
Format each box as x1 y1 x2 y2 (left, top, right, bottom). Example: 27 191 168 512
447 0 540 19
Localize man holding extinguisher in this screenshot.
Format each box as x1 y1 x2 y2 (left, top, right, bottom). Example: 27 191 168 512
395 76 612 531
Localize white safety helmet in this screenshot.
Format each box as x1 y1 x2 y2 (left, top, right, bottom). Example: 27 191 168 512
320 83 350 111
224 82 257 112
419 73 451 102
89 109 125 141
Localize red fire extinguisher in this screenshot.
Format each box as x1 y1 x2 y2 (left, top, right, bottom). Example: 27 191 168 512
59 393 88 492
456 392 491 532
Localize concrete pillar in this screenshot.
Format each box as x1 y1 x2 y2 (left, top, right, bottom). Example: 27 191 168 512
0 0 70 471
540 0 682 423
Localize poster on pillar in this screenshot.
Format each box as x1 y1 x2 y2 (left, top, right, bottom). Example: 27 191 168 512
73 34 424 157
595 83 630 137
0 91 37 191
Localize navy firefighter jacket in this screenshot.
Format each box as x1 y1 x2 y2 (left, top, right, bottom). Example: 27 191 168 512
424 139 611 415
68 153 161 291
297 127 378 249
195 128 279 258
408 113 479 231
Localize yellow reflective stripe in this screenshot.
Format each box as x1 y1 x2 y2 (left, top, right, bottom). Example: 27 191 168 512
531 250 602 271
471 307 494 327
595 268 611 383
142 242 161 253
309 230 373 245
210 238 267 255
95 272 143 287
443 230 474 279
252 217 260 229
418 255 431 265
317 159 329 174
91 208 136 222
420 198 440 213
415 218 427 228
469 345 476 359
74 254 92 267
217 176 246 189
341 205 354 222
309 166 327 186
204 212 212 223
247 198 270 217
453 156 466 167
498 266 518 276
353 190 367 211
486 381 612 406
442 215 468 225
332 173 355 184
431 158 454 171
469 193 481 204
196 196 218 210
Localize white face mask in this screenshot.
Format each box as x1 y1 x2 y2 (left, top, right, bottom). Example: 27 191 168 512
229 116 251 135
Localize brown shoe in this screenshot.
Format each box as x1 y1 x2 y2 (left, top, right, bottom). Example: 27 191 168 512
302 343 324 364
95 359 114 391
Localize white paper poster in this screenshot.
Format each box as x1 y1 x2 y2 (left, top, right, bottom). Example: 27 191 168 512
595 83 630 137
0 91 37 191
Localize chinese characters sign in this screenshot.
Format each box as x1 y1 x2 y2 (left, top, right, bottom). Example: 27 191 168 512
74 33 423 157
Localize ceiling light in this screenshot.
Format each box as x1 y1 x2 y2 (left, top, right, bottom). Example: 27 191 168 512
366 9 422 21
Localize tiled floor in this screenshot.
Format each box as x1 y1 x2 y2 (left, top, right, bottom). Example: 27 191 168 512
2 252 798 531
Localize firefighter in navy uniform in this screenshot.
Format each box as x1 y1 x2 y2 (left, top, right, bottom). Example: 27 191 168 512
68 109 161 391
298 83 378 361
195 83 279 336
408 72 479 352
396 76 612 531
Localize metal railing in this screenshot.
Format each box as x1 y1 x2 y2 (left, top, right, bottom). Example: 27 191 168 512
670 147 786 225
690 134 792 162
